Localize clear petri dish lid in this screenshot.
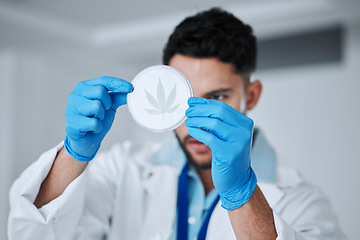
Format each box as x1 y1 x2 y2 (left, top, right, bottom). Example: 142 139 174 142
127 65 193 132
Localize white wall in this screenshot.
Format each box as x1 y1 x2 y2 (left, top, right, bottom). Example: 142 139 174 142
1 20 359 240
0 50 16 240
250 23 360 239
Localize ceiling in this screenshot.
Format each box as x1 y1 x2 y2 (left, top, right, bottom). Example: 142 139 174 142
10 0 243 26
0 0 359 69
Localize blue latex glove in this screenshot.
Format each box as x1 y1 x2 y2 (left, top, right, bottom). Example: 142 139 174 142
64 76 133 162
185 97 257 210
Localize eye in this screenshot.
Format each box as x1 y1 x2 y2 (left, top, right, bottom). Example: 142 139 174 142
211 94 226 101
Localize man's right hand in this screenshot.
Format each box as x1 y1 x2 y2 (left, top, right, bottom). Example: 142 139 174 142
64 76 133 162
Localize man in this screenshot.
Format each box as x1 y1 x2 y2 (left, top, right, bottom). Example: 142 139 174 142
8 8 346 240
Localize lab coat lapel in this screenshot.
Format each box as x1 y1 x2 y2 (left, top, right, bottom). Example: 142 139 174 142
139 165 179 240
251 129 285 206
258 182 284 207
206 202 237 239
137 138 185 240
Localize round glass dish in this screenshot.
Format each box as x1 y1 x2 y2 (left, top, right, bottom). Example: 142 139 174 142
127 65 193 132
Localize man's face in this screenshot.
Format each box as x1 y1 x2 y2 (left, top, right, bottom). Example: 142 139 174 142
170 54 248 169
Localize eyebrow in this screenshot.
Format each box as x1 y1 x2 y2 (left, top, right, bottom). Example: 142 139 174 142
204 88 233 96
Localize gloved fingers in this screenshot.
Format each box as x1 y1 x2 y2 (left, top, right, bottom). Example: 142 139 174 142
186 97 251 127
186 104 236 127
185 117 237 142
109 92 128 110
65 126 86 140
66 114 104 134
83 76 134 94
188 126 222 150
75 99 105 121
74 82 112 110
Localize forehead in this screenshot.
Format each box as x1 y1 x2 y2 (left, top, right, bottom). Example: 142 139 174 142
168 54 244 95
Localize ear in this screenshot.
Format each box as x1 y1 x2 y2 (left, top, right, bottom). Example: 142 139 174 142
246 80 263 111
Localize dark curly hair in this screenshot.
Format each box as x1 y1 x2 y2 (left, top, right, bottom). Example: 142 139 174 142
163 8 257 84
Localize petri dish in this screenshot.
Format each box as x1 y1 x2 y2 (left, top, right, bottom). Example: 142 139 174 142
127 65 193 132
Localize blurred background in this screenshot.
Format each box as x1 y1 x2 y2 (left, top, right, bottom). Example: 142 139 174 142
1 0 359 239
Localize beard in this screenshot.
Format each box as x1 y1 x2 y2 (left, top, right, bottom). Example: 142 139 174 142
175 134 212 170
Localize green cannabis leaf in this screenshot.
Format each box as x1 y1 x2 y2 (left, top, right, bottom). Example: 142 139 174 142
144 78 180 119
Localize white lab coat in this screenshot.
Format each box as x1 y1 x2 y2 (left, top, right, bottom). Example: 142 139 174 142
8 132 347 240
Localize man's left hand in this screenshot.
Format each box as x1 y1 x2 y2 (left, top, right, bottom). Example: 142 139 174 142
185 97 257 210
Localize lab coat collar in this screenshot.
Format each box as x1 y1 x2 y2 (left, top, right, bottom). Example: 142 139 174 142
148 135 187 169
251 128 277 184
